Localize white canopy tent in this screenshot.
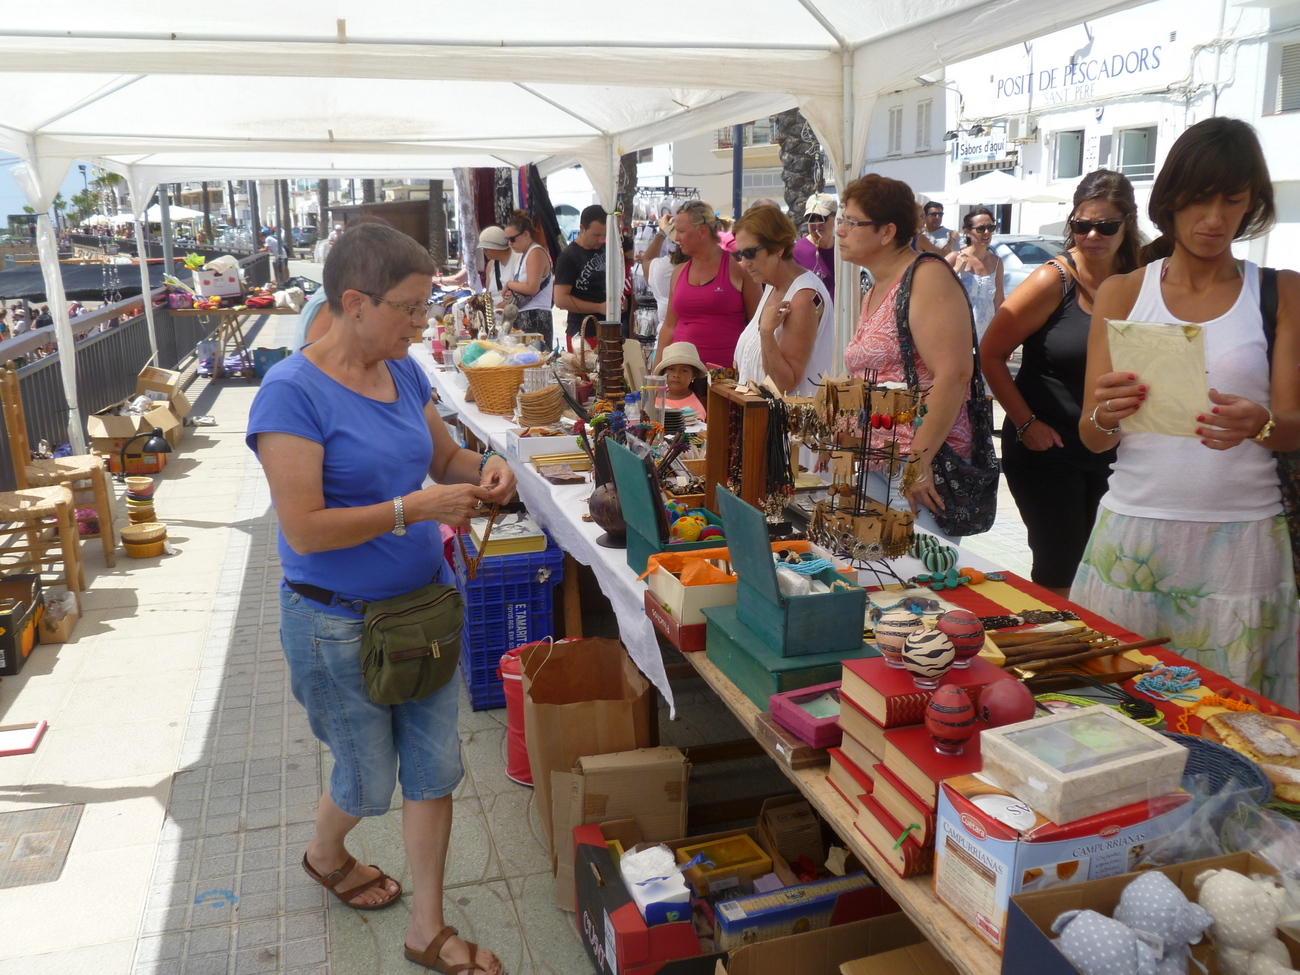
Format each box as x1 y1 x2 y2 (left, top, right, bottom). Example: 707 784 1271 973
144 203 206 222
947 170 1073 205
0 0 1148 703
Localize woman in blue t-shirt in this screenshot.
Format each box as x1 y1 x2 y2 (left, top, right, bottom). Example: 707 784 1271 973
248 223 512 975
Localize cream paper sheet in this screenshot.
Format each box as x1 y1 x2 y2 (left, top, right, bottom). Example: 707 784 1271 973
1106 319 1207 438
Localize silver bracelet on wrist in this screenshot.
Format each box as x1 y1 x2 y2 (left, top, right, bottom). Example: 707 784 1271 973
1090 405 1120 436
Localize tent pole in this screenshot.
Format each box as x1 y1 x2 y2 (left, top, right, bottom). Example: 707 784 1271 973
605 137 620 335
34 213 86 453
134 213 160 361
836 54 855 367
159 184 176 286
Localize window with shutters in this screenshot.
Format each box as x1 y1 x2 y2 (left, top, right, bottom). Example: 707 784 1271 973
1117 126 1157 181
888 107 904 155
916 100 932 151
1280 44 1300 113
1055 130 1085 180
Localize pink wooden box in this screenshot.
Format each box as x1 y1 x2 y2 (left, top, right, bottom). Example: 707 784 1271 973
768 681 843 749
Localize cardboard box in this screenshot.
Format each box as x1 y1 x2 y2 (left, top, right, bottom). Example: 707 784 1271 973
933 772 1193 953
980 707 1188 825
193 263 242 297
505 429 575 462
37 606 78 644
1002 852 1296 975
645 589 708 653
839 940 960 975
553 747 690 911
759 795 823 869
716 911 927 975
0 574 44 677
136 365 193 437
714 873 875 949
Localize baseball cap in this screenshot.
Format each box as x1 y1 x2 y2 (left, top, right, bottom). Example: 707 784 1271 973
478 226 509 250
804 194 837 218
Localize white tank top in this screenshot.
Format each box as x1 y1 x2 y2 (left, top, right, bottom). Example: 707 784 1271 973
512 243 554 312
1102 259 1280 523
733 271 834 398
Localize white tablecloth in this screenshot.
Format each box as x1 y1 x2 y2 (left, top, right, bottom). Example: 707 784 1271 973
413 344 1005 719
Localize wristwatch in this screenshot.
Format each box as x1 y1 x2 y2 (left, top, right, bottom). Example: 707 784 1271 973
1254 408 1276 443
392 496 407 537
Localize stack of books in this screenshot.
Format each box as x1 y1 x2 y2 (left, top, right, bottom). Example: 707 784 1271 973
831 655 1012 878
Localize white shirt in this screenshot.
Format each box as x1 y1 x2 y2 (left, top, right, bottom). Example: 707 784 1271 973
733 270 834 398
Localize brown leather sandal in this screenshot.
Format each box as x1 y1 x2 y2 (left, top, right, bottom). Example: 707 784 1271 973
404 925 489 973
301 852 402 910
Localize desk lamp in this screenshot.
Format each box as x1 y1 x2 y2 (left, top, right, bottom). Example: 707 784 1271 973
115 427 172 482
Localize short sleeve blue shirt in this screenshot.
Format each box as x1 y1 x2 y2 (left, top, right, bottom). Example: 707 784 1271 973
247 353 444 612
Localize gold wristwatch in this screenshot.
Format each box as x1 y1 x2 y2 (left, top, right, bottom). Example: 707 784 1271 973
1254 408 1276 442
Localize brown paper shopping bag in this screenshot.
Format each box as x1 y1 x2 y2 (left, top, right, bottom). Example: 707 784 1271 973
520 637 654 871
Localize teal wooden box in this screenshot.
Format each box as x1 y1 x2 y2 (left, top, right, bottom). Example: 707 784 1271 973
607 439 723 575
716 488 866 656
703 605 875 709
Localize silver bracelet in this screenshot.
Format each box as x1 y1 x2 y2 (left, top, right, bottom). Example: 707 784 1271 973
1089 405 1120 436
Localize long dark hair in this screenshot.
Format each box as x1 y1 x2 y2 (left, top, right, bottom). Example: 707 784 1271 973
1068 170 1141 274
1140 117 1275 264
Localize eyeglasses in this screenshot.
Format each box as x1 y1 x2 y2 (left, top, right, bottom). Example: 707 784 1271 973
504 232 521 243
361 292 435 320
836 215 881 230
732 245 766 261
968 224 995 234
1068 218 1125 237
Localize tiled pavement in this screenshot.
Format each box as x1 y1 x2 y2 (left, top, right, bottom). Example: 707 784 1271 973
0 284 1036 974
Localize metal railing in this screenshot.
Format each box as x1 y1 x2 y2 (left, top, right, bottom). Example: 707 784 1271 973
0 293 213 492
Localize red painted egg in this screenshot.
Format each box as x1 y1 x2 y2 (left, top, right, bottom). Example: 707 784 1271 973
925 684 976 755
936 609 986 667
977 680 1038 727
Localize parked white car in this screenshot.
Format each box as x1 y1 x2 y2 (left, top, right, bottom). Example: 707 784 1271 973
992 235 1067 293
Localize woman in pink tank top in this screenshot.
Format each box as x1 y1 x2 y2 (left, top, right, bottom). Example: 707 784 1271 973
655 200 760 369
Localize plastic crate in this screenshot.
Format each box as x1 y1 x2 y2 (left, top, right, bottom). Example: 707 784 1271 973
454 532 565 711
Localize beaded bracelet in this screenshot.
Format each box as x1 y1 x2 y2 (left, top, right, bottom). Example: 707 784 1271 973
479 449 504 473
1015 415 1037 442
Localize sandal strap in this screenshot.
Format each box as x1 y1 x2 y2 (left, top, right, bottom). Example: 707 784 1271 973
322 854 359 889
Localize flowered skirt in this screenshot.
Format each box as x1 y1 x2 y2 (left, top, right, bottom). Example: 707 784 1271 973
1071 507 1299 710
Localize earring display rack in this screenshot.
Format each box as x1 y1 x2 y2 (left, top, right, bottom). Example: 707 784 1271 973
704 382 770 514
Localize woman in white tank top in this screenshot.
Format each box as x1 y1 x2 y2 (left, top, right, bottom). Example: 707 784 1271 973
1073 118 1300 709
501 210 555 349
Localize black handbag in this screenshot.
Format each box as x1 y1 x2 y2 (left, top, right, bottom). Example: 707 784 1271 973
893 253 999 537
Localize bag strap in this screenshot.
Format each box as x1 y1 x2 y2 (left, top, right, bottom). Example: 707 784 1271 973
1261 266 1280 367
892 252 986 408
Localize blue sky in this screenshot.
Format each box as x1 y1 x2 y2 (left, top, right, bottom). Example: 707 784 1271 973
0 155 111 225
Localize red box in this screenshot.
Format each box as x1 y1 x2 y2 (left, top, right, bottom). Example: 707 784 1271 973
645 589 707 652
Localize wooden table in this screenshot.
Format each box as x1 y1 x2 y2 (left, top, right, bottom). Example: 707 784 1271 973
171 305 297 377
681 647 1001 975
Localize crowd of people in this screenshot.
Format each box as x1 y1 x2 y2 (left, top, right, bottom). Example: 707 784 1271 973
244 115 1296 974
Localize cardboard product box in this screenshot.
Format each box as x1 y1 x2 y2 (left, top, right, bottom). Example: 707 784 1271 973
37 605 78 644
839 940 960 975
1002 852 1296 975
136 365 193 433
758 795 823 869
88 397 183 458
505 429 575 462
645 589 708 653
193 262 242 297
714 873 875 950
717 911 928 975
0 574 43 677
933 772 1193 953
553 747 691 911
980 707 1188 825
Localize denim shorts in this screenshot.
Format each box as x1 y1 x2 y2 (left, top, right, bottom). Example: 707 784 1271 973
279 589 464 817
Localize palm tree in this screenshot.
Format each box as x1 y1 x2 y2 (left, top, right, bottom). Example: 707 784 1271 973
52 192 69 230
91 171 126 214
773 108 824 217
70 191 95 223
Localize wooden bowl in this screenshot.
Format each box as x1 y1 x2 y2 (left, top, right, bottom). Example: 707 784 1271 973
123 539 166 558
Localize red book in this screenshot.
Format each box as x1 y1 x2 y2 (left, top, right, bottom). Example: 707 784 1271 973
854 794 934 878
837 729 880 780
872 763 936 847
827 746 874 814
837 691 893 758
882 724 983 808
841 656 1011 728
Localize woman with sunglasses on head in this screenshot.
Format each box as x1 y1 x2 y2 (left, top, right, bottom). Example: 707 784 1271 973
730 204 834 396
654 200 761 370
839 174 977 542
248 223 514 974
947 207 1004 343
981 170 1138 597
1074 118 1300 707
500 210 555 348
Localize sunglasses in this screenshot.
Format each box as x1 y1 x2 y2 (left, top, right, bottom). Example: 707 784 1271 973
504 232 521 243
968 224 995 234
806 214 828 224
732 245 766 261
1069 218 1125 237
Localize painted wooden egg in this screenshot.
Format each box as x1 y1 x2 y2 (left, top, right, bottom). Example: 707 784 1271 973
925 684 977 755
936 609 986 667
977 680 1038 727
902 628 955 689
874 611 923 669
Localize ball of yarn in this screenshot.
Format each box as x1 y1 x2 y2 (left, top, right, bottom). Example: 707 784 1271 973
508 349 542 365
460 342 490 367
473 350 505 368
698 526 724 541
665 500 689 520
671 515 706 542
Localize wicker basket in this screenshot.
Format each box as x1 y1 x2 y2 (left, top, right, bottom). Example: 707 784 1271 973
462 363 525 415
121 522 168 545
680 458 708 477
1162 731 1273 802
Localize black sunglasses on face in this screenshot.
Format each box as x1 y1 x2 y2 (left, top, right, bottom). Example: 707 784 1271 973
1069 218 1124 237
968 224 995 234
733 245 766 261
504 232 521 242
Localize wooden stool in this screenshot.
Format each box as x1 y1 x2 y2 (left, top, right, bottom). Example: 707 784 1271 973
0 361 116 566
0 485 85 596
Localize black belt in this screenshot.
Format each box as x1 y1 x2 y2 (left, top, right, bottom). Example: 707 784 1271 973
285 579 366 613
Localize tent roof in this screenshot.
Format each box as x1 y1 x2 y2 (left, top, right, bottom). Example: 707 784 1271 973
0 0 1148 201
